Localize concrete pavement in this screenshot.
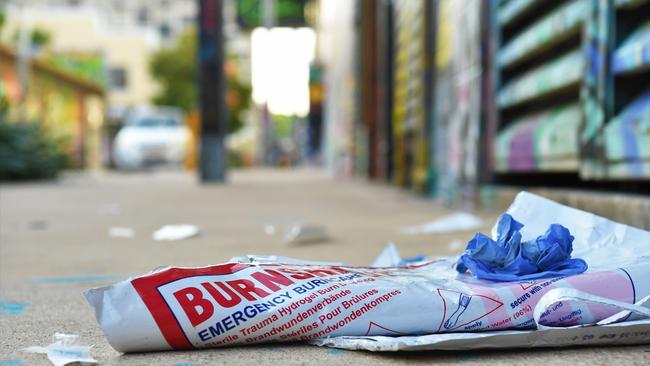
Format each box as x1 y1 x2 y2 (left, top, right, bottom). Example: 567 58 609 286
1 168 648 365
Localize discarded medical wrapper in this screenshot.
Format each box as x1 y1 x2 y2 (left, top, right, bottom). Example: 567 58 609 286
85 192 650 352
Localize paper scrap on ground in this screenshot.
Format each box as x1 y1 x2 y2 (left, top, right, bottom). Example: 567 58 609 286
284 224 328 244
263 224 276 235
401 212 483 234
448 240 463 251
25 333 97 366
152 225 200 241
108 227 135 238
27 220 47 231
262 217 307 237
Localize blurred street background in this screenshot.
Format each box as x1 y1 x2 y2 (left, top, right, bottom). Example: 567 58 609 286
1 0 650 193
1 0 650 364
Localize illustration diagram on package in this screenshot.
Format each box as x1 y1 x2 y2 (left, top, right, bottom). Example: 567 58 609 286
443 294 472 329
436 289 504 332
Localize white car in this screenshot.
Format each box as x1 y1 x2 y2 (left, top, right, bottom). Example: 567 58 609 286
113 107 190 170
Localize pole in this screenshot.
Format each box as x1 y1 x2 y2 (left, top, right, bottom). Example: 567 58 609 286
263 0 276 28
17 7 31 122
261 0 275 165
198 0 228 182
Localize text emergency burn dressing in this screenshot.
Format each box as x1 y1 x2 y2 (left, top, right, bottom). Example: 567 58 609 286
85 259 649 352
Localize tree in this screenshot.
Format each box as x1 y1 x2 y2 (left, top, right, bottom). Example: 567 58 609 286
150 29 197 113
150 28 249 134
0 10 6 34
31 28 51 47
11 26 52 49
0 122 69 180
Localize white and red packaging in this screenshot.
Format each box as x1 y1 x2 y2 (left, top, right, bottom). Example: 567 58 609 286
85 192 650 352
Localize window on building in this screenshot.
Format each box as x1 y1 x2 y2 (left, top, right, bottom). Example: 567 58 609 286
137 7 150 25
113 0 124 12
159 23 171 39
185 15 196 27
109 67 128 90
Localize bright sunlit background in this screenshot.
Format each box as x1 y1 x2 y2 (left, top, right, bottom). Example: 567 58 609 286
251 27 316 117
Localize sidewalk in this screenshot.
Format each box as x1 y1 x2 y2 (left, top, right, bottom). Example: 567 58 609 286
0 168 647 365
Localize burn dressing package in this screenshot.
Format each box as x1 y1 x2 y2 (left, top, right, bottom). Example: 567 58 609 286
85 192 650 352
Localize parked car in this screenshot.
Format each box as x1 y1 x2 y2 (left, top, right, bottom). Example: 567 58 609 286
113 106 190 170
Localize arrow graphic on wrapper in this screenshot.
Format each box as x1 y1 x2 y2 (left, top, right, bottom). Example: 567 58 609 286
364 321 407 336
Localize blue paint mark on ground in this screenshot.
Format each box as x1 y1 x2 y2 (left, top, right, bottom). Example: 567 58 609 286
172 363 200 366
457 352 480 361
0 359 24 366
32 275 121 284
0 302 28 316
327 349 345 356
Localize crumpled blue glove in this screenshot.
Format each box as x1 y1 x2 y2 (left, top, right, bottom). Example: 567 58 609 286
456 214 587 281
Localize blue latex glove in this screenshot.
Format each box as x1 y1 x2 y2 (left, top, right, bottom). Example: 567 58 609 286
456 214 587 281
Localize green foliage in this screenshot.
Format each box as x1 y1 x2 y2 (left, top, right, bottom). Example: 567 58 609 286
0 122 69 180
150 28 250 134
228 149 243 168
150 29 197 113
236 0 306 28
0 84 9 119
47 54 108 87
226 75 251 134
0 10 5 33
272 114 295 137
11 26 52 48
31 28 51 47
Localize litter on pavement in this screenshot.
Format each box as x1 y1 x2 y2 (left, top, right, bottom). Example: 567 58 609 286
85 192 650 353
262 220 327 244
263 224 276 235
25 333 97 366
284 224 328 244
108 227 135 238
400 212 483 234
447 240 463 251
27 220 48 231
152 224 200 241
